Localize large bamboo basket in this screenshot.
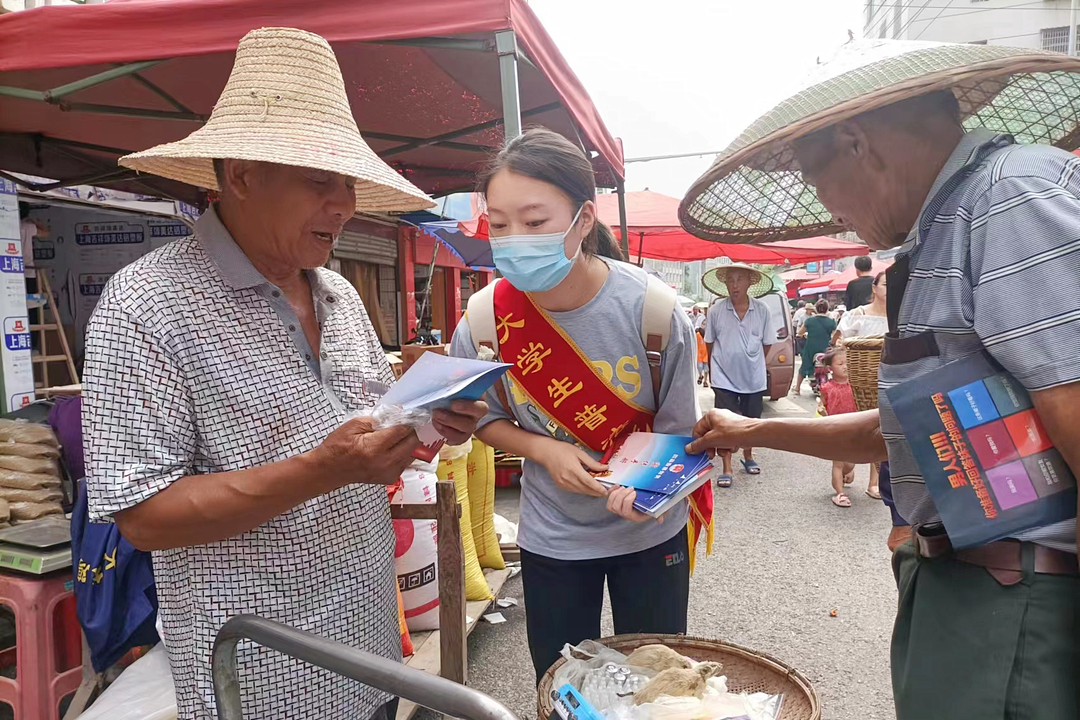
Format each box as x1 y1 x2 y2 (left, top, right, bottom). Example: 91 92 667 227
842 336 884 412
537 633 820 720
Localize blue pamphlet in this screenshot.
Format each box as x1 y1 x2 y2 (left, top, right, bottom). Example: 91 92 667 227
597 432 720 517
376 352 511 412
886 351 1076 549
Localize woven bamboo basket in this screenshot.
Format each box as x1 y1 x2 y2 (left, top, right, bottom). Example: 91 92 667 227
537 633 820 720
842 336 884 412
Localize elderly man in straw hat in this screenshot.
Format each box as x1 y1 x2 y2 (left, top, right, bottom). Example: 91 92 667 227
701 263 774 487
682 40 1080 719
81 28 487 720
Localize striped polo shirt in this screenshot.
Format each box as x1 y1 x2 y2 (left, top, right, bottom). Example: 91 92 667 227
879 128 1080 553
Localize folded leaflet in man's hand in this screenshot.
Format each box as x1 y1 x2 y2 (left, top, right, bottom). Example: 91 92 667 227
375 353 511 461
377 352 511 412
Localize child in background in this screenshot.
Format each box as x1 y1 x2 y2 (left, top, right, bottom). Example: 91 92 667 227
696 327 709 386
817 348 861 508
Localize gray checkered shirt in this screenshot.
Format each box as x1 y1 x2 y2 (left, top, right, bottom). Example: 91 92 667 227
880 129 1080 553
83 205 399 719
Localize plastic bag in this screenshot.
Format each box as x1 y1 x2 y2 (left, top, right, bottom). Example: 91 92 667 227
551 640 632 694
580 663 651 714
466 440 504 570
393 459 441 632
0 468 60 490
0 455 59 476
354 405 445 462
369 404 433 430
76 643 177 720
0 419 59 447
0 441 59 459
493 513 518 545
611 676 785 720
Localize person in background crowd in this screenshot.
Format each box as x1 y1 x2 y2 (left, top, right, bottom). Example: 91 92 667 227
844 254 876 310
687 87 1080 720
704 264 772 486
791 299 808 355
81 29 487 720
792 299 807 331
816 348 858 507
696 327 709 386
695 306 707 330
836 271 888 341
794 299 835 396
449 128 705 685
830 270 889 498
816 348 879 504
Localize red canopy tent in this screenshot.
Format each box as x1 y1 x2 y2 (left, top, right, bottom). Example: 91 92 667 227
779 268 820 298
0 0 623 204
592 190 868 263
798 259 893 295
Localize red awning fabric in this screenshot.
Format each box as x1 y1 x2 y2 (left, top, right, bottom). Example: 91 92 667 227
0 0 622 203
593 190 868 263
799 259 893 293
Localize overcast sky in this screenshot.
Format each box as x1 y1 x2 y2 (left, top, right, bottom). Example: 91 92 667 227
529 0 865 199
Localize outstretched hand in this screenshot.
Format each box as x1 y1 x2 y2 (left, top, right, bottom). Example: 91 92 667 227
685 408 754 457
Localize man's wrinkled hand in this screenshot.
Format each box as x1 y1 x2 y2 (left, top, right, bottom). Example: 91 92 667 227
313 416 421 487
685 409 752 457
431 399 489 446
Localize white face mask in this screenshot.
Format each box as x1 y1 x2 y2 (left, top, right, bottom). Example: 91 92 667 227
489 205 584 292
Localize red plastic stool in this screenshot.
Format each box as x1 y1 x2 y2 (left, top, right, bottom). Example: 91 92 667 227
0 571 82 720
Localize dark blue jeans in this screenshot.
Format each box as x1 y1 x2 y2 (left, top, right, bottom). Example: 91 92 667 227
520 527 690 684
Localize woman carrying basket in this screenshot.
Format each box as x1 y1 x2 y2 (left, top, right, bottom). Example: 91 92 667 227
449 129 710 683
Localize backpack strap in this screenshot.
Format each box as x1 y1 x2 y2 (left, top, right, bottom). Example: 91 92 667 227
642 275 677 409
467 279 500 355
465 279 511 410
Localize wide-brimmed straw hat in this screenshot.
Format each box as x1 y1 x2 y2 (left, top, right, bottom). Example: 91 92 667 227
120 27 434 213
701 263 775 298
680 40 1080 243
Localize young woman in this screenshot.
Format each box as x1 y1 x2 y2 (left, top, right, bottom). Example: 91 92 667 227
836 271 888 342
449 129 700 683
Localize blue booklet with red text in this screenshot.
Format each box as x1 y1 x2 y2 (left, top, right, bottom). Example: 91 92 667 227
885 351 1076 549
596 432 720 517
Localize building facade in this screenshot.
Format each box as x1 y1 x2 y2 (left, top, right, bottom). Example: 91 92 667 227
865 0 1079 52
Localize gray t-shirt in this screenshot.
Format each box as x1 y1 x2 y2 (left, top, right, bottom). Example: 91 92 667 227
450 260 697 561
704 297 770 394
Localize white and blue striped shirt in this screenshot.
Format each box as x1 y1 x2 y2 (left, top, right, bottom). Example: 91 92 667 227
880 129 1080 552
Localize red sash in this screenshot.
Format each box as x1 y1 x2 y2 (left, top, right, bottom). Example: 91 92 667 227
493 281 714 571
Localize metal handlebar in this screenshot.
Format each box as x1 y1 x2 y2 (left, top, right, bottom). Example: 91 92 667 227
212 615 520 720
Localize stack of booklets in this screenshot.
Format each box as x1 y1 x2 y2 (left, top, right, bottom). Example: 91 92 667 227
886 351 1076 549
597 433 721 517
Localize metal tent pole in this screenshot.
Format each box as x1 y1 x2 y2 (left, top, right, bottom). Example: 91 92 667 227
616 178 630 260
495 30 523 140
1070 0 1078 56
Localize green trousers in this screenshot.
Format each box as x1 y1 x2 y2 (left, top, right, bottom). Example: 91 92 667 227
892 542 1080 720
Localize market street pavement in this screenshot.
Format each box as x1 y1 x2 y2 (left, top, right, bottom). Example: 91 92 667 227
426 380 897 720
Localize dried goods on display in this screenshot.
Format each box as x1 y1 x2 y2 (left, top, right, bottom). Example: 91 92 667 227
0 419 64 525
